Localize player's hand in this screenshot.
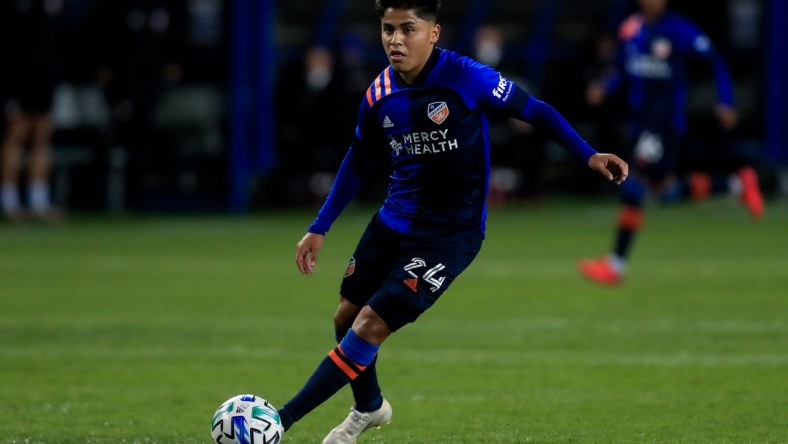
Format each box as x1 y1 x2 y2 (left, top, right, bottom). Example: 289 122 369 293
588 153 629 185
295 232 324 275
715 104 739 130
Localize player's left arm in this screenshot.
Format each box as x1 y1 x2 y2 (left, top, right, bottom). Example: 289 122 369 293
470 65 627 184
296 98 384 275
508 87 628 184
688 26 738 129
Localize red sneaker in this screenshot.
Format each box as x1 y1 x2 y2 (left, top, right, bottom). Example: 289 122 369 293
738 167 764 219
578 257 622 285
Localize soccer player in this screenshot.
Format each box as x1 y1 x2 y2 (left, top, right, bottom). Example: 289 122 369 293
578 0 763 285
278 1 628 442
0 0 69 222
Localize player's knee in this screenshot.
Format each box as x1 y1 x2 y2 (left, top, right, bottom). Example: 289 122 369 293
333 296 360 335
332 312 353 337
351 306 390 345
619 177 647 207
2 130 27 150
339 328 380 366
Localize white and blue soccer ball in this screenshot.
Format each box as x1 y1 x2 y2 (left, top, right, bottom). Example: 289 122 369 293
211 394 284 444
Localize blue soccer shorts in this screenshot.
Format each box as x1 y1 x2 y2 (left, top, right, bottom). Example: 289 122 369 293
339 213 483 332
629 129 683 183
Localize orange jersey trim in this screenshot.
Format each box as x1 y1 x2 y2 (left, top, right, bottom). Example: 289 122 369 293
619 14 643 41
383 68 392 96
365 87 374 107
374 76 382 101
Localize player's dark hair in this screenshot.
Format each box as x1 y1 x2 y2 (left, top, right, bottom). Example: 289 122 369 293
375 0 440 22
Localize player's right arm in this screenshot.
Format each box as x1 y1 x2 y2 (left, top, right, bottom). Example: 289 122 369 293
295 96 382 274
295 146 370 275
589 16 640 106
296 232 324 275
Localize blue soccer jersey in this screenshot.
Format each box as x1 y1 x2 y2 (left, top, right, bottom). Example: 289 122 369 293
309 48 596 241
365 49 524 240
606 11 734 135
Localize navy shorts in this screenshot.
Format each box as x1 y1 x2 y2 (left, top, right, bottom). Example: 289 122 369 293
629 129 683 183
340 213 483 332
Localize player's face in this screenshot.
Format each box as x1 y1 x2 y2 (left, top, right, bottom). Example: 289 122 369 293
380 8 440 84
638 0 668 18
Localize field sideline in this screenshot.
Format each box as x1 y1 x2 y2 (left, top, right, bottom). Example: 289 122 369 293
1 199 786 443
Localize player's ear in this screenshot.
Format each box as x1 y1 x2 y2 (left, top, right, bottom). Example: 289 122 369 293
430 23 441 44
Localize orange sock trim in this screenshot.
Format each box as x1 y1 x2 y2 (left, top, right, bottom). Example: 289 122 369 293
328 349 359 379
337 345 367 372
328 346 369 380
689 172 711 201
618 205 644 231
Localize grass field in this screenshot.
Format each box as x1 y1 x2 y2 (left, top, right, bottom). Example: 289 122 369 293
1 199 786 443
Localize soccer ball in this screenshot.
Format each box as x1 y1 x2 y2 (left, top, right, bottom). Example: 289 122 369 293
211 394 284 444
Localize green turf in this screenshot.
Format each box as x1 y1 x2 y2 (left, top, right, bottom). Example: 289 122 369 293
1 199 786 443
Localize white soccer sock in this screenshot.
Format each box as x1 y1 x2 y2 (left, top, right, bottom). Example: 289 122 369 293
28 181 51 214
1 183 20 214
608 254 626 274
728 175 742 196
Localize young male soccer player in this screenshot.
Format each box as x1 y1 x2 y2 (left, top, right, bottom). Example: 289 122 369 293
278 1 628 442
578 0 763 285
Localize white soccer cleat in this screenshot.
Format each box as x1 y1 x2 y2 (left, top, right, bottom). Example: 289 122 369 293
321 398 392 444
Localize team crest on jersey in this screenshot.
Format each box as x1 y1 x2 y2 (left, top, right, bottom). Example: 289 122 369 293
427 102 449 125
652 38 672 59
343 256 356 278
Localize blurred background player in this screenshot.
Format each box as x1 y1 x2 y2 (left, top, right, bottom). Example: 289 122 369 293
578 0 764 285
0 0 71 222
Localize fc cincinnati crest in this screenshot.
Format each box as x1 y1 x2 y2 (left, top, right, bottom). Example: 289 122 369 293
343 256 356 278
427 102 449 125
652 38 672 59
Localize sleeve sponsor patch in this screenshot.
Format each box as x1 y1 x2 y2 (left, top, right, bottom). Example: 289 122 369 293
491 74 515 103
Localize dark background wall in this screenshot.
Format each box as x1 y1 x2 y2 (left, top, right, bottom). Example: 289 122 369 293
0 0 782 213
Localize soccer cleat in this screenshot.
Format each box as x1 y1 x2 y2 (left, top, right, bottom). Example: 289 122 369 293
578 257 622 285
322 398 392 444
738 167 764 219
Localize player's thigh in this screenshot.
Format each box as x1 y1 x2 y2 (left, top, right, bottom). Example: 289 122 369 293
30 115 53 149
368 230 484 332
2 116 32 149
340 213 400 308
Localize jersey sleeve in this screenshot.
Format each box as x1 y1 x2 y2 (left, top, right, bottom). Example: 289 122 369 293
516 93 597 163
454 57 596 162
682 20 735 106
455 58 524 113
